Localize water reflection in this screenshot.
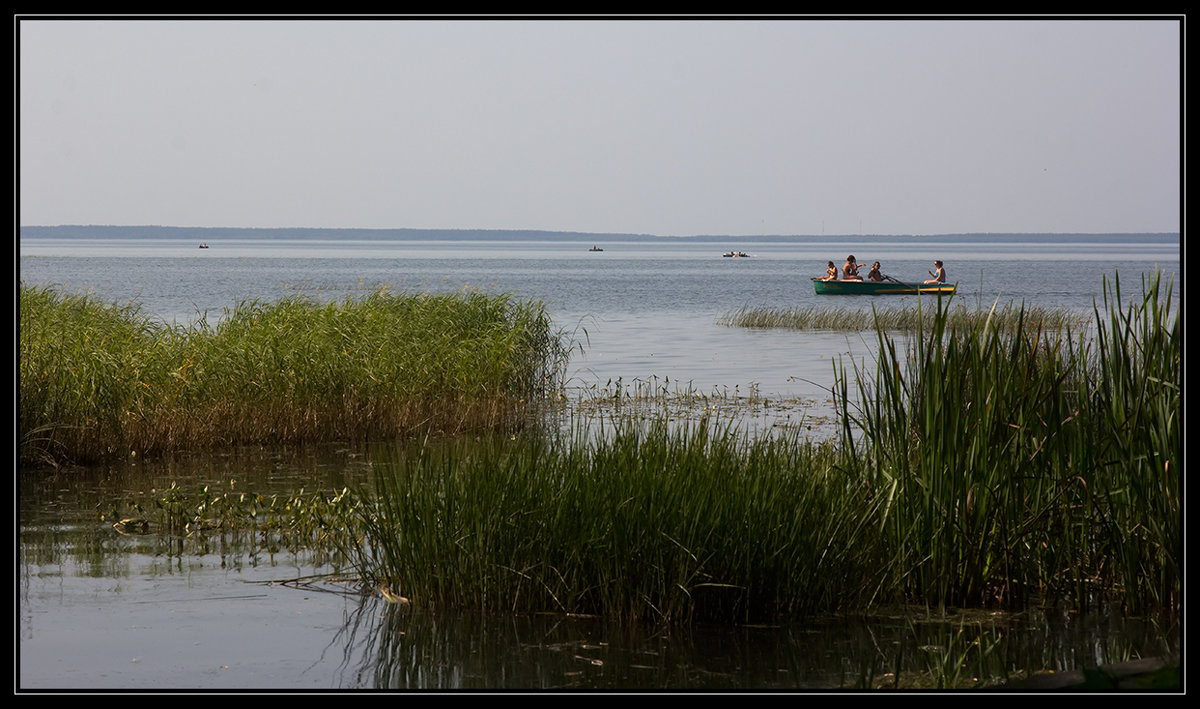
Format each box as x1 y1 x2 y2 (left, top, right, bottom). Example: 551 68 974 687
330 596 1179 690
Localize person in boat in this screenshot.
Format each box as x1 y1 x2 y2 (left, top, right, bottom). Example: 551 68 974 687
842 255 863 281
925 260 946 284
866 261 885 282
818 261 838 281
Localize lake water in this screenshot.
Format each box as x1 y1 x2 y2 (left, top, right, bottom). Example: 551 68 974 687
16 232 1182 690
17 233 1181 402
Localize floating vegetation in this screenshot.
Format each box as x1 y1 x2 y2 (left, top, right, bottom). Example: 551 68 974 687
100 478 367 568
556 375 832 438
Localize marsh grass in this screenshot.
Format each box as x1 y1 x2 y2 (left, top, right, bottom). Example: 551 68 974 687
839 270 1179 613
346 271 1178 625
22 270 1179 627
19 285 169 464
1086 272 1181 613
20 284 569 465
719 301 1088 333
349 418 890 624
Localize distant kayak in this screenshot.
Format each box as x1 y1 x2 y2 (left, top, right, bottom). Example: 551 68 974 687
813 279 956 295
722 251 749 258
588 246 603 252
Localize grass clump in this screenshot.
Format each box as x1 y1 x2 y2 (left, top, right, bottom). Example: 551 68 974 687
838 270 1180 614
19 285 170 465
719 301 1088 333
19 284 569 466
348 418 889 624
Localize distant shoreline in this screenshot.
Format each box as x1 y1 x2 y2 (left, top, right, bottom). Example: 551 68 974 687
17 225 1181 244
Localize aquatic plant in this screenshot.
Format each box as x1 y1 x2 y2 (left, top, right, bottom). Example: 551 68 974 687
101 478 366 568
330 272 1179 624
21 271 1179 625
719 301 1088 333
557 374 828 439
1083 272 1181 613
837 270 1179 614
19 284 570 465
348 417 891 625
18 285 172 464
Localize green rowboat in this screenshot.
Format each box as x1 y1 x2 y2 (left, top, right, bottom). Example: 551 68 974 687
813 279 956 295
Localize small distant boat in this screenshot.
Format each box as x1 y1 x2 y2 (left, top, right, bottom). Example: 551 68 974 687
813 279 956 295
723 251 749 258
198 243 209 249
589 245 603 252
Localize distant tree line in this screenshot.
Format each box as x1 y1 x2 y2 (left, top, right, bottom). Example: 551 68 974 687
17 224 1178 243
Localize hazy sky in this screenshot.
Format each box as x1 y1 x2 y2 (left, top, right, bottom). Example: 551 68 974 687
18 17 1182 236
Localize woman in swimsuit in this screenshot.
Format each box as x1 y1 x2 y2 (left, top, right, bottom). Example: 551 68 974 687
842 255 863 281
925 260 946 284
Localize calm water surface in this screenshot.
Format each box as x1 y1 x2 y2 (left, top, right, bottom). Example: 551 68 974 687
18 234 1181 401
17 233 1181 690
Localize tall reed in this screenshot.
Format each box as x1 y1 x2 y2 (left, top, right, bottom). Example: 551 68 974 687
837 271 1179 612
19 285 569 465
349 417 891 624
19 285 173 464
1083 272 1180 612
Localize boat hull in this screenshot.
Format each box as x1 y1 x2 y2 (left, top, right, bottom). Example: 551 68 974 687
813 279 956 295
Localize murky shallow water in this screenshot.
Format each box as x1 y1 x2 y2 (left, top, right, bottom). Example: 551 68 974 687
19 569 1181 691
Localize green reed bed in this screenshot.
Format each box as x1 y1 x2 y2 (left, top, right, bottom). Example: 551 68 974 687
348 418 890 624
19 285 171 464
719 301 1088 333
1088 273 1181 613
837 270 1179 614
25 270 1178 626
19 284 569 465
346 271 1178 625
